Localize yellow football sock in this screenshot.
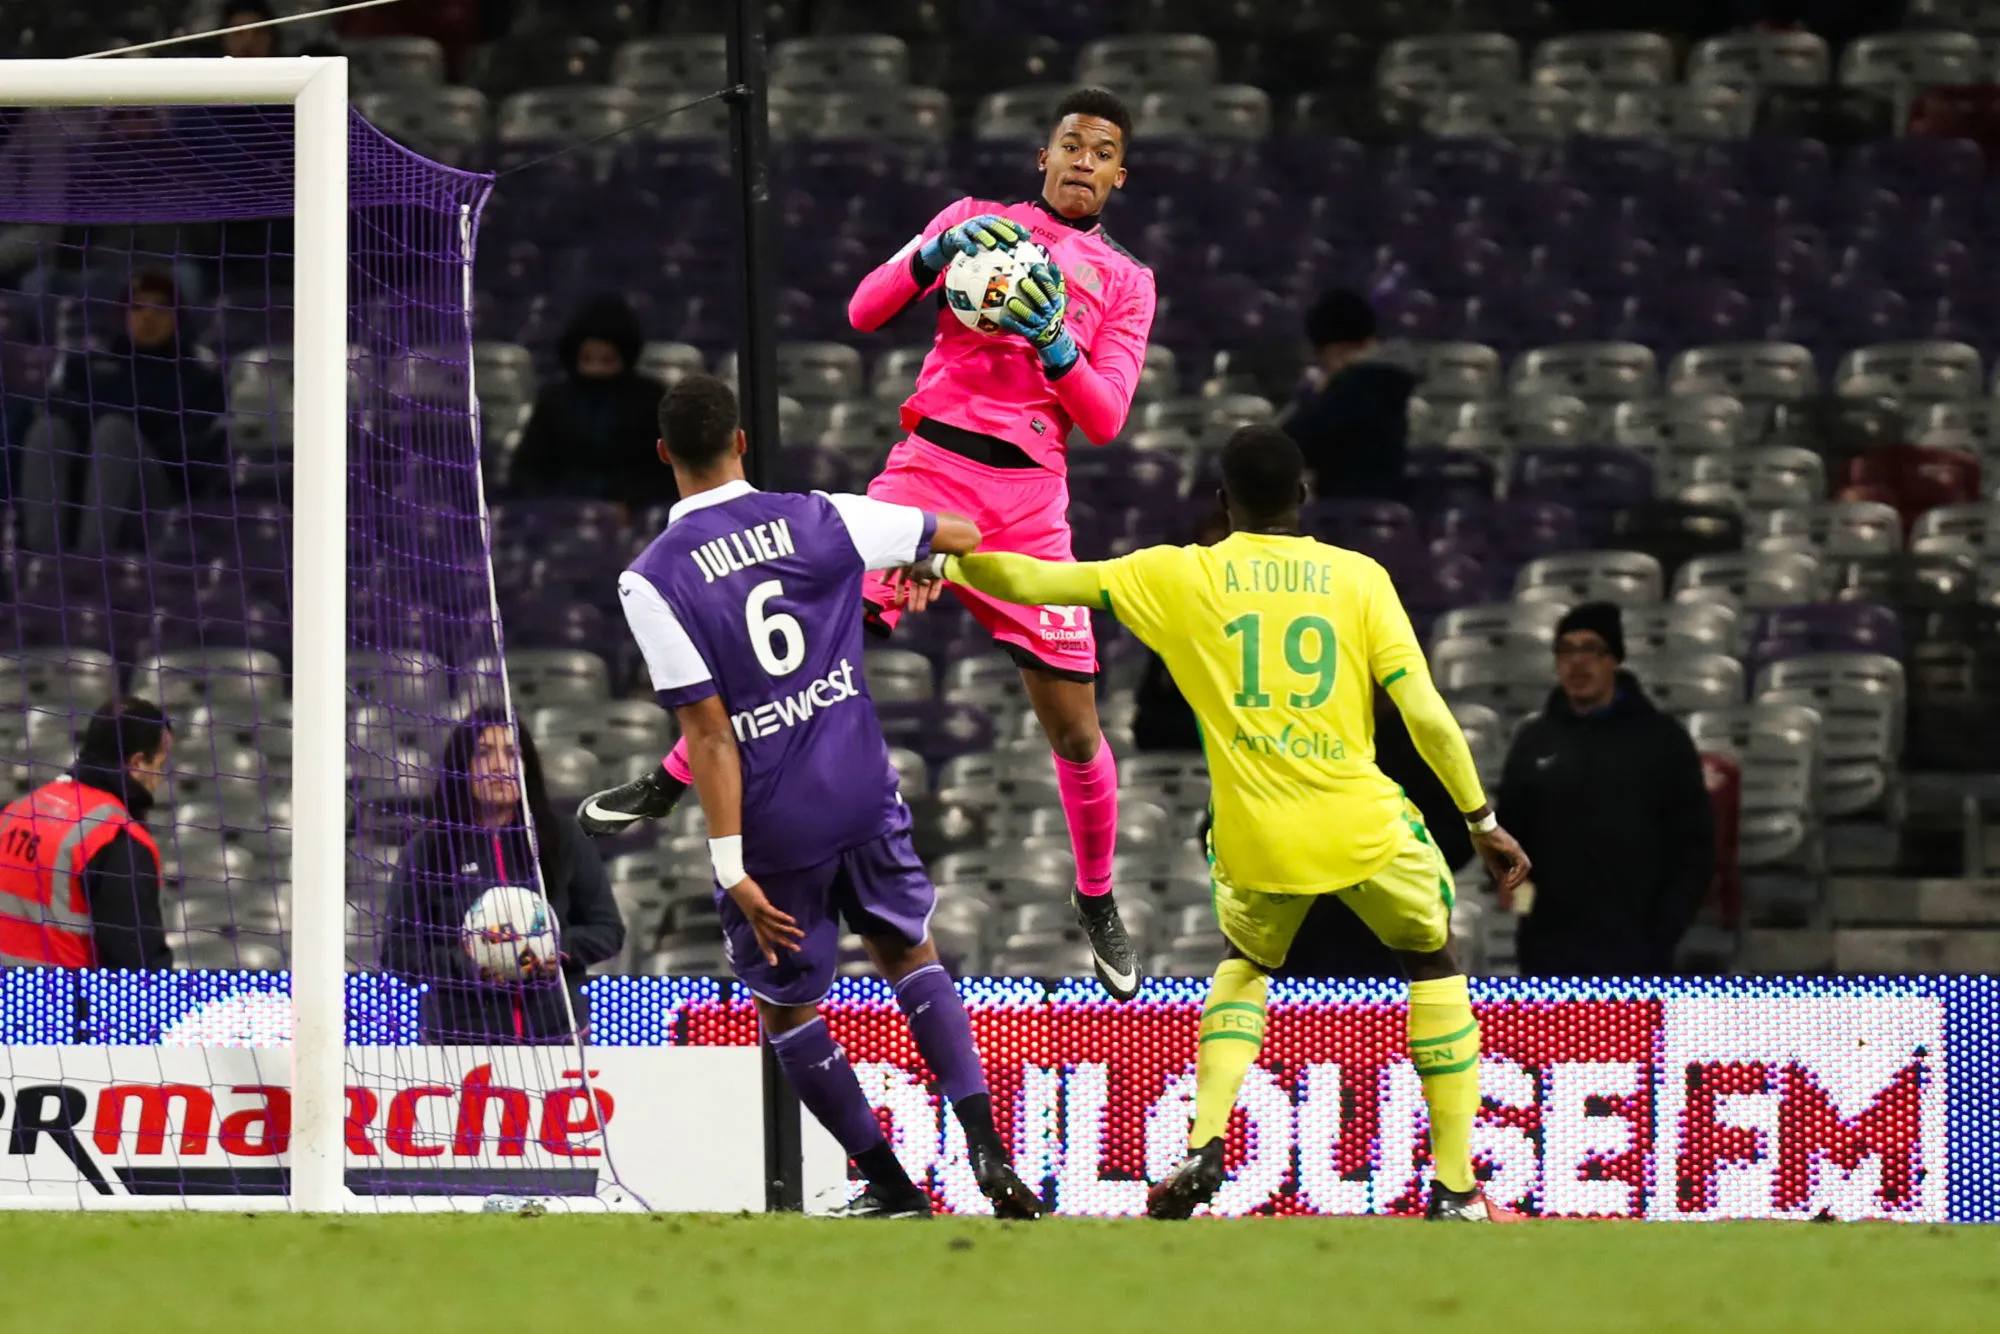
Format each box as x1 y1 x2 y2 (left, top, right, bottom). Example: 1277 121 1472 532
1190 958 1268 1147
1408 974 1480 1194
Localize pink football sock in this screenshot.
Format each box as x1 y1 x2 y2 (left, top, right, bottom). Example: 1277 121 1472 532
662 738 693 785
1053 739 1119 897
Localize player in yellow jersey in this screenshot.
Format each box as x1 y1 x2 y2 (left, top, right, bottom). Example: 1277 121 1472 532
917 424 1532 1220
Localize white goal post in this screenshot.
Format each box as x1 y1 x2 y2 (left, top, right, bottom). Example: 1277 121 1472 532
0 57 348 1212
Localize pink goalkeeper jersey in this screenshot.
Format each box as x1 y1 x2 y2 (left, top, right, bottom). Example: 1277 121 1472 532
847 196 1158 478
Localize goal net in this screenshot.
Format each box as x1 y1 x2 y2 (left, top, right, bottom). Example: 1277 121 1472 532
0 59 633 1210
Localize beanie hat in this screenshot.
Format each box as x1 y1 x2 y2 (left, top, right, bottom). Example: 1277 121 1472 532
1555 601 1625 661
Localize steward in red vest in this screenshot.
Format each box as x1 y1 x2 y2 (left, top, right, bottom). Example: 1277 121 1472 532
0 698 173 969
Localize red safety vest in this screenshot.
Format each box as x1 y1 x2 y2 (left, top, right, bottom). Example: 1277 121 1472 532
0 778 160 969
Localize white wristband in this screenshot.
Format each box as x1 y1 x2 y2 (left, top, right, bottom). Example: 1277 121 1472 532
709 835 746 887
1468 812 1499 834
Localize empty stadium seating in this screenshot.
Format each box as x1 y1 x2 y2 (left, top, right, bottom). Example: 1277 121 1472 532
6 1 2000 979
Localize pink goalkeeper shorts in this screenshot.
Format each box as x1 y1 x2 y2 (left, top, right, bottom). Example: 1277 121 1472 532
862 437 1097 677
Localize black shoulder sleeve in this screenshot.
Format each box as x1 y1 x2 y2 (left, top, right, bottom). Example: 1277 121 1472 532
82 830 171 970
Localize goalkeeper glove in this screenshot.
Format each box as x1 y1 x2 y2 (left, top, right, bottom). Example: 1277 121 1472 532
915 214 1028 280
994 260 1078 376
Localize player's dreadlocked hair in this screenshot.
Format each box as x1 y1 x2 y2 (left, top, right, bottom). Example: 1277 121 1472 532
658 372 741 469
1220 424 1307 528
1053 87 1132 156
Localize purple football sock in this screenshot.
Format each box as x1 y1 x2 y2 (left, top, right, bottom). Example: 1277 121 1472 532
894 964 989 1104
768 1017 886 1158
894 963 1007 1159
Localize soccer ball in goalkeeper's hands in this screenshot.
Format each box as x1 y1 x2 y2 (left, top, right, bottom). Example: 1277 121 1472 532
462 885 559 981
943 240 1052 336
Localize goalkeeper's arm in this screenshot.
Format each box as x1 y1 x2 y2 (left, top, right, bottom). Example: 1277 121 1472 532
940 550 1106 608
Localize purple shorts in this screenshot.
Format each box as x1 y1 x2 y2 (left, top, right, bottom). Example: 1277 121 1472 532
717 818 936 1006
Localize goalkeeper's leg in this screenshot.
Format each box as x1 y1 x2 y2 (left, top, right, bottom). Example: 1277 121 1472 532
576 743 690 837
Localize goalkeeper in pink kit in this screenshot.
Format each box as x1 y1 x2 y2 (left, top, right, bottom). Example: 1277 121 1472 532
580 88 1156 998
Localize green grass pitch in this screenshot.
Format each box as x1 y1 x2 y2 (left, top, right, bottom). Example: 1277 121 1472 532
5 1213 1994 1333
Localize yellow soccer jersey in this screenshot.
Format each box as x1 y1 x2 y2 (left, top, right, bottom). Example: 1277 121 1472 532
1095 532 1432 894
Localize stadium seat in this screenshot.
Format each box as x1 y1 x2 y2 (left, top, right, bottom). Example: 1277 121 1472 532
1578 83 1753 139
1626 649 1745 716
495 87 637 144
1836 341 1984 404
343 36 447 90
1622 600 1741 657
532 701 667 763
1076 34 1219 90
1686 31 1831 90
1135 84 1272 140
1686 704 1820 867
1510 342 1657 401
814 86 952 143
1514 550 1665 606
1754 501 1905 558
1531 32 1674 88
1666 343 1819 405
771 35 910 88
1909 502 2000 555
610 35 727 91
864 649 937 703
1838 32 1984 94
1673 551 1824 612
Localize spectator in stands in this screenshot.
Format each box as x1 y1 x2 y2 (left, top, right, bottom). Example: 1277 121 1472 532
385 711 625 1043
509 294 672 509
220 2 279 58
1497 603 1716 977
1281 289 1417 503
0 698 172 970
15 269 225 553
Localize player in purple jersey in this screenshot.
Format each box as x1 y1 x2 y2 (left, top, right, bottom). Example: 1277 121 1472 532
620 375 1046 1219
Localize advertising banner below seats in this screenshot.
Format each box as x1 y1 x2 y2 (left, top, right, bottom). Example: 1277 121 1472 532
0 978 1987 1219
0 1046 764 1211
786 985 1960 1221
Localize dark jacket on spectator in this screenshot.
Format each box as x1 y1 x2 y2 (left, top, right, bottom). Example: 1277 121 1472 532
385 811 625 1043
509 297 671 507
1498 673 1716 977
1278 694 1475 981
70 761 173 970
1283 358 1418 502
55 337 226 467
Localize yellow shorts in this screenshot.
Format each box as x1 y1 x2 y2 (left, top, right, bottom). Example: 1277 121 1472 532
1211 803 1457 970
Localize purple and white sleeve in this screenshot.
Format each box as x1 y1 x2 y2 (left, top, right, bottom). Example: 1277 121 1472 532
617 571 716 708
823 492 937 572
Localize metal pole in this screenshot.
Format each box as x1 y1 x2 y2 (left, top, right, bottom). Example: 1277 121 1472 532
725 0 778 489
761 1031 804 1213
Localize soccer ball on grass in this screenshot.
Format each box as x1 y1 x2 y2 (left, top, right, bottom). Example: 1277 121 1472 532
461 885 559 980
943 240 1052 336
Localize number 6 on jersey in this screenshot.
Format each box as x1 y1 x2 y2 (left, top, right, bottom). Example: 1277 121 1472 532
745 579 805 676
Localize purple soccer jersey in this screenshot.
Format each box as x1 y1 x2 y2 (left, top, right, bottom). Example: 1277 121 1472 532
621 482 937 876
